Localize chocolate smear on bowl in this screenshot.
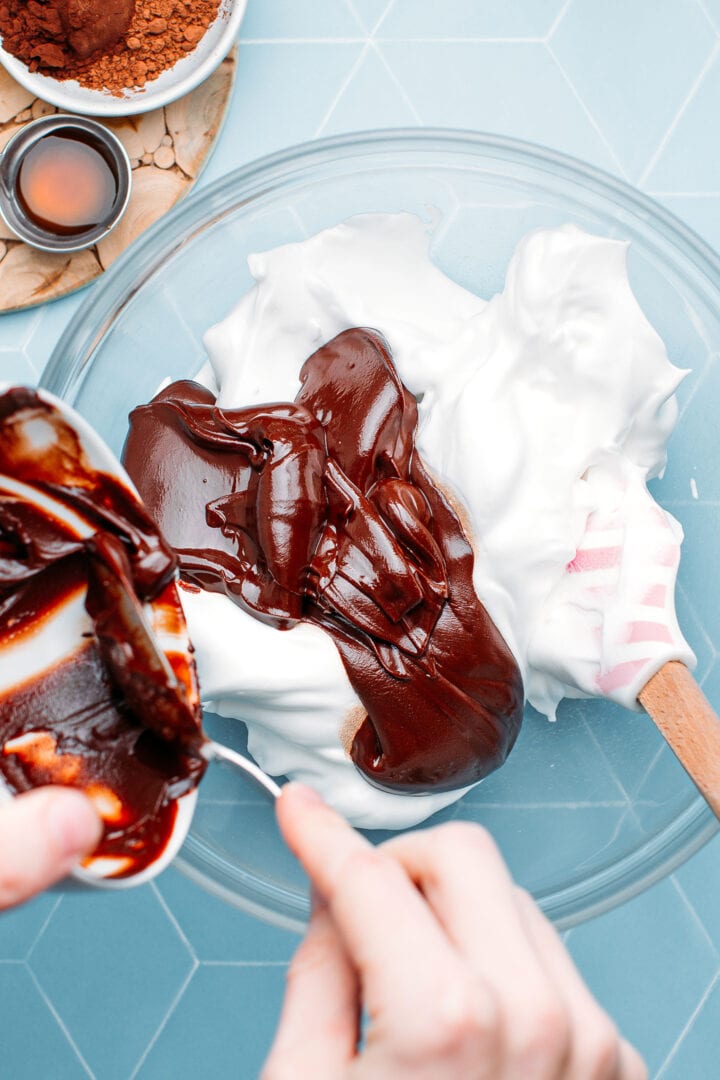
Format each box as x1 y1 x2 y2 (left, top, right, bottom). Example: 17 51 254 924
0 387 205 879
124 328 524 794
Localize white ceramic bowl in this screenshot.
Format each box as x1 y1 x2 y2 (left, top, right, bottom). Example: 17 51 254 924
0 0 245 118
0 382 199 888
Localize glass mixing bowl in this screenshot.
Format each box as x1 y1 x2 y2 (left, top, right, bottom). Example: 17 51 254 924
43 130 720 931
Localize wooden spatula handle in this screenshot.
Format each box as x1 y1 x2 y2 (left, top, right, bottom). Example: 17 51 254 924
639 661 720 819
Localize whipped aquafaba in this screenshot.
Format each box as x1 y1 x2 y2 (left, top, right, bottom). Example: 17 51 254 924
125 214 695 829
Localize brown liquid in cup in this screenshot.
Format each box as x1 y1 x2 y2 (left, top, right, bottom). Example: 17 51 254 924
17 132 117 236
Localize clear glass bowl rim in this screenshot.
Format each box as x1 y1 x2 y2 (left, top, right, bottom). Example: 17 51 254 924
42 127 720 930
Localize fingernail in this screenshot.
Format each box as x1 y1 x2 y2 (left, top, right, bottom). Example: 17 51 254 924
283 781 324 808
48 791 103 859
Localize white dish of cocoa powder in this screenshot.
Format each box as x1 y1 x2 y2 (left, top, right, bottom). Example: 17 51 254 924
0 0 246 118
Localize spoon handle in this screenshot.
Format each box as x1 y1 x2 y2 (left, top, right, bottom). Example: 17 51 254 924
203 741 282 800
639 661 720 820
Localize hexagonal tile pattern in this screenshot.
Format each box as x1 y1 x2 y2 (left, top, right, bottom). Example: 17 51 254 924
3 3 720 1077
645 49 720 192
675 833 720 953
240 0 363 39
0 965 89 1079
349 0 392 35
377 41 620 171
202 43 364 179
566 878 720 1075
378 0 566 39
0 893 59 961
134 966 287 1080
550 0 716 181
660 974 720 1078
155 870 298 963
29 890 194 1080
0 350 38 386
321 45 420 135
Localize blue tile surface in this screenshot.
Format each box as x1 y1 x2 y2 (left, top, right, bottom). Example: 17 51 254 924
659 973 720 1079
379 0 564 39
0 892 60 960
29 891 194 1080
2 1 720 1077
156 867 298 964
134 965 287 1080
566 878 720 1075
378 41 620 171
550 0 716 181
0 965 89 1080
645 50 720 191
240 0 363 39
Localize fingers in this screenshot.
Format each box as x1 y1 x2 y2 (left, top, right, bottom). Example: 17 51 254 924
515 888 647 1080
262 898 359 1080
276 784 495 1065
381 824 572 1079
0 787 103 910
276 789 648 1080
618 1039 649 1080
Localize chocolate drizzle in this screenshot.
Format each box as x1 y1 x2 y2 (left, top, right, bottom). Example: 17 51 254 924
124 329 524 793
0 387 205 877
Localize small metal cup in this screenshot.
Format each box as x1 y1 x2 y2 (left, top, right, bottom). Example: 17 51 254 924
0 115 132 253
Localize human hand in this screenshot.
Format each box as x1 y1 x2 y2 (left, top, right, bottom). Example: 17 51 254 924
264 784 647 1080
0 788 102 910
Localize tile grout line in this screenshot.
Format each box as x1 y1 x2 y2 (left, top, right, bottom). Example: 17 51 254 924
669 876 720 959
26 964 97 1080
368 0 396 37
128 960 199 1080
695 0 720 38
371 41 424 123
632 741 669 799
341 0 368 36
655 968 720 1078
314 42 372 137
675 580 718 671
372 0 398 37
543 0 575 42
151 881 198 963
580 713 635 805
676 348 718 421
543 42 630 180
201 960 291 967
287 203 311 239
638 39 720 189
237 36 546 44
23 895 63 962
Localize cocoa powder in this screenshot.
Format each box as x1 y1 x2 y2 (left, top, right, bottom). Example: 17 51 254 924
0 0 224 94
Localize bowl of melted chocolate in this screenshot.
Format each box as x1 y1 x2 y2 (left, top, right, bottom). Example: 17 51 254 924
39 130 720 929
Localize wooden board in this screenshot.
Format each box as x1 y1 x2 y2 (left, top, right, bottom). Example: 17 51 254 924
0 49 237 314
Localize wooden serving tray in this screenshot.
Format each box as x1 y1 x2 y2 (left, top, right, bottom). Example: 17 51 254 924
0 49 237 314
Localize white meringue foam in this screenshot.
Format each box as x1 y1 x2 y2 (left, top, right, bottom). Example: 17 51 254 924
184 214 693 828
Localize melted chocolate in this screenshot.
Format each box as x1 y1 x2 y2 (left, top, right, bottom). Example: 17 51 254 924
124 329 524 793
0 387 206 878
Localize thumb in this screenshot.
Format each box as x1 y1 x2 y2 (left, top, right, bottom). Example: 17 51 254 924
0 787 103 910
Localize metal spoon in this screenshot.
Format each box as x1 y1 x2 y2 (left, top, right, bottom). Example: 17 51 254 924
202 740 282 800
